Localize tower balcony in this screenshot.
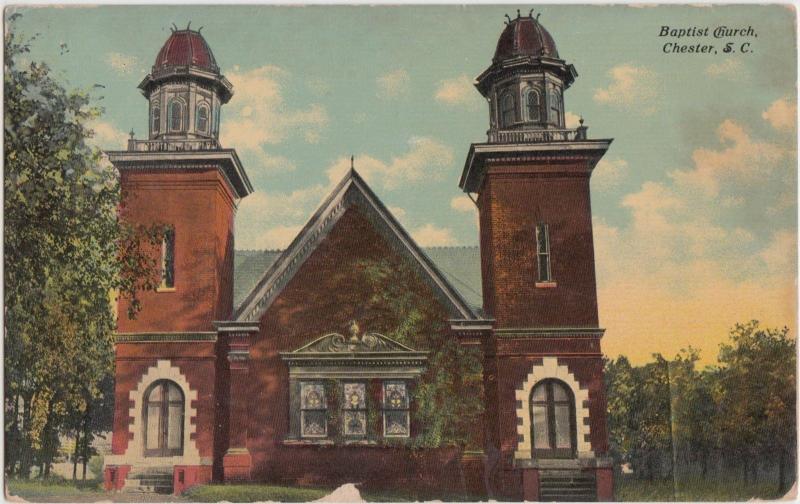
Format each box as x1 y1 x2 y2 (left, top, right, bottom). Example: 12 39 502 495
127 138 221 152
487 126 587 144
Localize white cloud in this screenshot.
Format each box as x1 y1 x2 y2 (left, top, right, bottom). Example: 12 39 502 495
105 52 139 75
434 75 479 107
326 137 454 190
669 120 788 197
411 224 457 246
221 65 328 173
705 58 744 78
450 195 475 213
594 117 796 364
87 120 128 150
593 64 659 114
592 158 628 190
376 69 410 98
762 97 796 132
564 111 582 129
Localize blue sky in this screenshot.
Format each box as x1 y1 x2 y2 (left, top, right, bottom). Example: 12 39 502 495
8 5 797 363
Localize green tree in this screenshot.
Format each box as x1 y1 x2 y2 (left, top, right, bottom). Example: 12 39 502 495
714 321 796 492
4 17 161 478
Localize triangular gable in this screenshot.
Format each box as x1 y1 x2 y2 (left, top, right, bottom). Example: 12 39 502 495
234 169 478 322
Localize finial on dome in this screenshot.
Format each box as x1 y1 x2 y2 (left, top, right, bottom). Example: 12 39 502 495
186 21 191 30
170 23 177 32
129 128 135 139
517 9 521 18
504 13 512 24
350 155 354 171
529 9 535 18
536 13 541 21
579 116 584 126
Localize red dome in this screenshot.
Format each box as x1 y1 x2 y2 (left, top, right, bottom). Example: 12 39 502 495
153 29 219 73
494 15 559 61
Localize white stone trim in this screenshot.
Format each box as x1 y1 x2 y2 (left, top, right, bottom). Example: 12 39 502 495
105 359 203 468
513 357 593 460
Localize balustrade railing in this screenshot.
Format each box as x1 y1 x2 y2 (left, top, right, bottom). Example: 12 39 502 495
487 127 587 144
127 138 221 152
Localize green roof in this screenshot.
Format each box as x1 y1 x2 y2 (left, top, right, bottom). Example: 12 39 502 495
233 246 482 313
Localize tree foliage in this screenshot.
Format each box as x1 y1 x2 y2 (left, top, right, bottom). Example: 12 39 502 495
4 17 161 478
606 321 796 495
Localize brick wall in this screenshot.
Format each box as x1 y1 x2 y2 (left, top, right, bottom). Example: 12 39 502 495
116 167 236 333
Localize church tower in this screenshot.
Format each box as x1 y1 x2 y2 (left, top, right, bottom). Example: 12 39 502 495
111 26 252 332
457 12 613 501
104 27 252 493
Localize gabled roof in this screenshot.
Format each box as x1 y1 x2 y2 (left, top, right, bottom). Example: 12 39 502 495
233 169 479 322
232 247 483 311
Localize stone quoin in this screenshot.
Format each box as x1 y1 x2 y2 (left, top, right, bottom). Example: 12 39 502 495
104 13 613 501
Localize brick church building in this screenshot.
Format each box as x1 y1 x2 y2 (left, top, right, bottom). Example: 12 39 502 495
103 12 614 501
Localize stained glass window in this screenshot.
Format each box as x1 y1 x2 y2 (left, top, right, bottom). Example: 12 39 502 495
300 382 327 438
530 379 575 458
342 382 367 437
383 381 410 437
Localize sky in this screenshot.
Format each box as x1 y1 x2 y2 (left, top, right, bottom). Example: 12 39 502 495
7 4 797 365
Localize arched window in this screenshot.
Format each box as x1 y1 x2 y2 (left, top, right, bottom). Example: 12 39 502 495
143 380 184 457
196 104 209 133
167 99 184 132
526 89 541 122
530 379 575 458
500 93 515 127
151 104 160 134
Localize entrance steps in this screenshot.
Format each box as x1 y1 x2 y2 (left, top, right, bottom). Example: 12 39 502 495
539 470 597 502
122 467 174 494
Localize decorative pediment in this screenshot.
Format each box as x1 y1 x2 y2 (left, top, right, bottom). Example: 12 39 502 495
280 321 428 377
294 321 417 354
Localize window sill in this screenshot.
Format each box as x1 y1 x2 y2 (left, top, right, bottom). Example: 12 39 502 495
534 281 557 289
156 287 176 293
281 438 408 448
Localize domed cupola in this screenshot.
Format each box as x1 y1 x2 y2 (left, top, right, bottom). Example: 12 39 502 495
138 24 233 143
475 10 580 142
493 13 560 62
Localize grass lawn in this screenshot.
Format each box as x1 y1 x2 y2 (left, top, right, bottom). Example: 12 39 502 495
615 474 788 501
183 484 331 502
6 479 105 502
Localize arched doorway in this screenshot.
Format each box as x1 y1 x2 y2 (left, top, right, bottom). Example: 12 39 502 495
143 380 184 457
530 379 577 459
